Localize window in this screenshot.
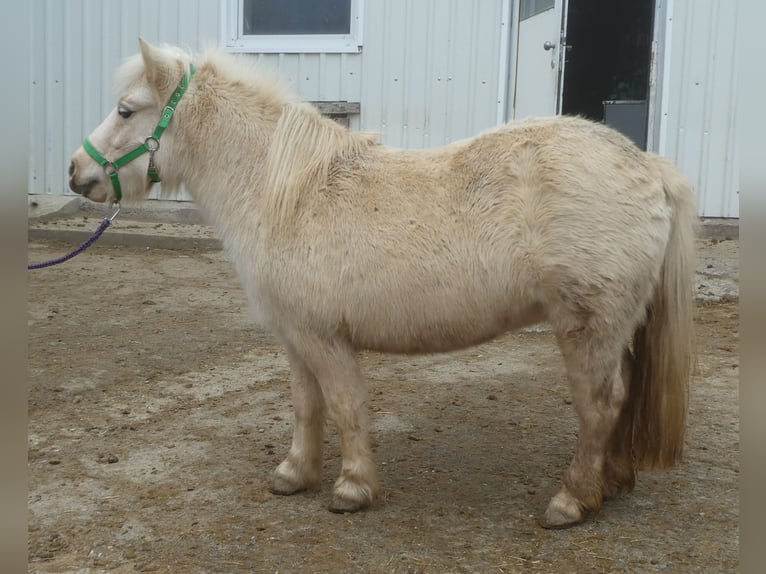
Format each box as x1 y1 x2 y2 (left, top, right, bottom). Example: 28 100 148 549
222 0 364 53
520 0 554 20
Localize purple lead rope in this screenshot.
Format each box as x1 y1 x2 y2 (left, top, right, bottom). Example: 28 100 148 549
28 205 120 270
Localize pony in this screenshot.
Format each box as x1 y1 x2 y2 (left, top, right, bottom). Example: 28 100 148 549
69 38 696 528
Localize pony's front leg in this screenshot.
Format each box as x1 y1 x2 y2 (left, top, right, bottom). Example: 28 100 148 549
283 335 378 513
271 347 325 495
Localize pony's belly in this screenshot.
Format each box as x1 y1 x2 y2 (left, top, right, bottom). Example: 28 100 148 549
349 300 546 355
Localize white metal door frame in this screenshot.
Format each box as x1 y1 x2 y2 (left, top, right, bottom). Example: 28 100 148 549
556 0 569 114
506 0 521 120
508 0 569 120
496 0 514 124
646 0 672 154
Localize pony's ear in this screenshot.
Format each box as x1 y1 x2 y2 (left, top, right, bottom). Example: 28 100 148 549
138 37 177 93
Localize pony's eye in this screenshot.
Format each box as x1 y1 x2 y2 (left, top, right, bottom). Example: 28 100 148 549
117 105 134 119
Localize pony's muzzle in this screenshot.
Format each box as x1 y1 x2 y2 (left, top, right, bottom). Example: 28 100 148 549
68 159 103 201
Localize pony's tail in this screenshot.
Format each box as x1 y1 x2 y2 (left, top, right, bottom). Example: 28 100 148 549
630 156 697 470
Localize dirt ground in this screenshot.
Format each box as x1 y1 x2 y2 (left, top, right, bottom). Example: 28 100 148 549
27 230 739 574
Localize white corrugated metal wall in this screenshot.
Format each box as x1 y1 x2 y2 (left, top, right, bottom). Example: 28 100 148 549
255 51 363 123
357 0 505 148
660 0 739 217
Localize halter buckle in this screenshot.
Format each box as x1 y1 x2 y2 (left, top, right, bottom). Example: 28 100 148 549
147 152 161 183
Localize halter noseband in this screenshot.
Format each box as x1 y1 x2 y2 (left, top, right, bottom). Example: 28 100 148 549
82 64 196 203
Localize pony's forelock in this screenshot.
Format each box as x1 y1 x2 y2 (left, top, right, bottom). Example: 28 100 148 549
113 53 145 97
114 42 193 97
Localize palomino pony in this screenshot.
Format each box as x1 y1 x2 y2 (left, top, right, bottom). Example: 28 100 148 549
69 38 696 528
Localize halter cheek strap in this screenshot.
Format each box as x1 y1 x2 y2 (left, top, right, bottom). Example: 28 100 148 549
82 63 196 203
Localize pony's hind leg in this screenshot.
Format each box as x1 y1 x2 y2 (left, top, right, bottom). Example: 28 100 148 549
540 329 631 528
602 348 638 499
271 346 326 495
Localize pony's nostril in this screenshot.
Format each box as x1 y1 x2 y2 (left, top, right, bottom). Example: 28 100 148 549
68 161 76 177
69 176 97 197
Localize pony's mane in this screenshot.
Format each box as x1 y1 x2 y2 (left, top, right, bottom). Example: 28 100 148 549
199 47 291 107
261 100 378 225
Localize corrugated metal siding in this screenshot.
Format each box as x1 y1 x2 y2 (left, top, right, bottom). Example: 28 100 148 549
661 0 739 217
29 0 220 197
256 52 363 112
359 0 505 148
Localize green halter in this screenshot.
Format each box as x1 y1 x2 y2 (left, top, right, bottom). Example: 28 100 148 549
82 64 196 203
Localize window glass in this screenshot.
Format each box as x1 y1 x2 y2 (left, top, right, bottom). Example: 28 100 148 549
520 0 555 21
243 0 352 35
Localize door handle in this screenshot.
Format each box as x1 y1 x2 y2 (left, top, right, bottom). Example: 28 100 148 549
543 40 556 51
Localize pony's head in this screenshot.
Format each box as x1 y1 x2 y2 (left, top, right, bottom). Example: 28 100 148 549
69 38 193 203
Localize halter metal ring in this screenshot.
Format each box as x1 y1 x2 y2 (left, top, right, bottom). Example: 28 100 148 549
103 162 118 176
145 136 160 152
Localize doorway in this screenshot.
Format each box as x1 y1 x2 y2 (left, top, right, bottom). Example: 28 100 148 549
560 0 655 148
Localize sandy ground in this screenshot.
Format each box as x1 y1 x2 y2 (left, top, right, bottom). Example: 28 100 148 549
27 212 738 574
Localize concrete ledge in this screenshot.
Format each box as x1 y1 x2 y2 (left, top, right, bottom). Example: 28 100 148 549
76 201 206 224
27 196 86 220
28 196 206 224
28 227 221 252
697 218 738 239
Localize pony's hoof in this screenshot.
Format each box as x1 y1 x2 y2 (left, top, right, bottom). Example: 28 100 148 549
270 460 318 496
328 477 375 513
269 478 305 496
539 490 587 529
328 493 370 514
538 508 586 529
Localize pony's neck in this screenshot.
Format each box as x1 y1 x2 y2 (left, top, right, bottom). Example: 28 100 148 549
166 58 286 231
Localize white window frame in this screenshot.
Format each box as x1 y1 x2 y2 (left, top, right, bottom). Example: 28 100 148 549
221 0 364 53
